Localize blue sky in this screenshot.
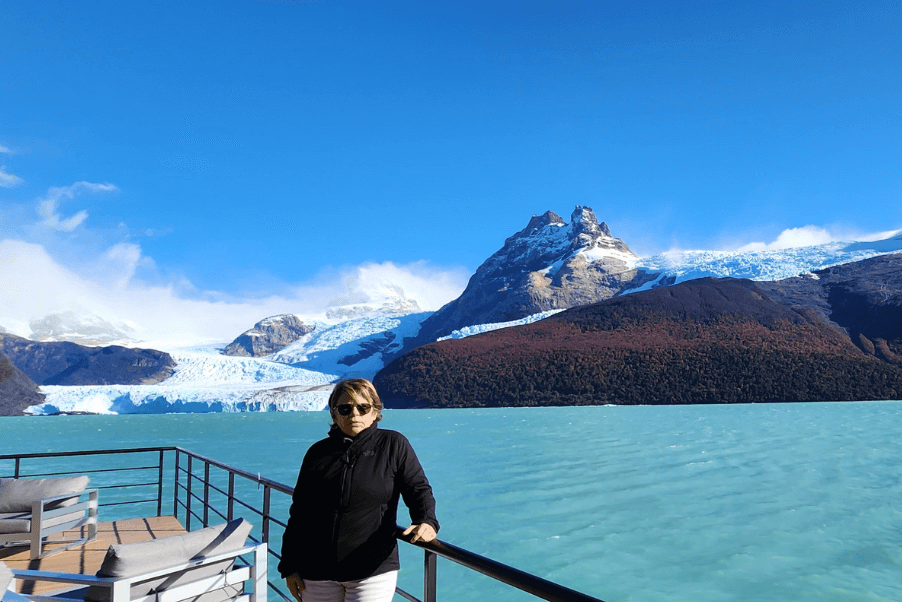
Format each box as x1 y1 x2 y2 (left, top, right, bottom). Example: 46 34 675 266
1 0 900 343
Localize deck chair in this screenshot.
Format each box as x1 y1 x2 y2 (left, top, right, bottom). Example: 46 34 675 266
0 478 98 560
10 518 266 602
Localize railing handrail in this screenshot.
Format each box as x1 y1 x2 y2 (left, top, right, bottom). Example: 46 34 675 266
2 447 606 602
170 447 294 495
0 447 177 461
397 529 603 602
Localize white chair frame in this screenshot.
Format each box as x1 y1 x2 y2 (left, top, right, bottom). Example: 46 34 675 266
10 543 267 602
2 589 30 602
0 489 98 560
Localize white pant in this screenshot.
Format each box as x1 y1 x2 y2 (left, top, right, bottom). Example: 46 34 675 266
301 570 399 602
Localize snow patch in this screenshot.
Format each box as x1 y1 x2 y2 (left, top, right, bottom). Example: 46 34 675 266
437 310 566 341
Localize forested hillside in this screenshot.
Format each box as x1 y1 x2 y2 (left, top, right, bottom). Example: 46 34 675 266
375 278 902 407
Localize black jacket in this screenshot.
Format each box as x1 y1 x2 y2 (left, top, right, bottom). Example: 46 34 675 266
278 423 439 582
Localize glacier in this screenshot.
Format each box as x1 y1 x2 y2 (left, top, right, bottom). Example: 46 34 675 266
28 350 337 415
633 235 902 287
26 232 902 415
27 313 429 415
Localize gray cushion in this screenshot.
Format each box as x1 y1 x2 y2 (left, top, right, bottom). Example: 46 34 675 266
0 477 90 512
85 518 252 602
0 561 12 594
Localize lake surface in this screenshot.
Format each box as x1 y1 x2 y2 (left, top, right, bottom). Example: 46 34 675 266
2 401 902 602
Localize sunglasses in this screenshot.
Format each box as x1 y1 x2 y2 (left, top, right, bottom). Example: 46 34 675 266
335 403 373 416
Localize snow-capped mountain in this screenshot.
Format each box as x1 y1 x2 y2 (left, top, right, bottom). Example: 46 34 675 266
404 214 902 356
323 277 422 320
21 311 136 346
397 206 656 356
373 258 902 408
326 283 423 320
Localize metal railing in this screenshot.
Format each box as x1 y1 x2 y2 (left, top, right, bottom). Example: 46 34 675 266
1 447 605 602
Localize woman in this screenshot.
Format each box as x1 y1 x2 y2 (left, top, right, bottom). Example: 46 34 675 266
279 378 439 602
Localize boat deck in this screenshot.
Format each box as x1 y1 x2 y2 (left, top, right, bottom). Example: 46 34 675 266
1 516 186 595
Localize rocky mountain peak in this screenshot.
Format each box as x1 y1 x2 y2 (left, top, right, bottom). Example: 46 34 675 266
480 205 635 279
394 205 657 356
221 314 315 357
516 210 567 239
569 205 612 238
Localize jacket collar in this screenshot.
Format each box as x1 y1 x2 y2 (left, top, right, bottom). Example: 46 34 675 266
328 422 379 447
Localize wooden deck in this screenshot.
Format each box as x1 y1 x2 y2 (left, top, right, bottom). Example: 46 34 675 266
1 516 186 594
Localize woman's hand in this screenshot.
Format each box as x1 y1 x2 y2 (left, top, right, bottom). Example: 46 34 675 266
402 523 437 543
286 572 305 602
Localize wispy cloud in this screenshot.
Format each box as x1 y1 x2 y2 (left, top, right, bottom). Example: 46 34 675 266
0 144 12 154
733 224 901 253
736 226 836 252
0 167 24 188
336 261 469 312
0 238 468 347
857 228 902 242
36 181 118 231
103 242 155 288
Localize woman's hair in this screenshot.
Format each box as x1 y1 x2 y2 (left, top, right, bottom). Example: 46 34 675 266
328 378 384 424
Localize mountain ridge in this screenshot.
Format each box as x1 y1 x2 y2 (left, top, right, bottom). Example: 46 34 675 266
374 270 902 408
0 333 176 387
6 207 902 414
757 253 902 363
0 351 44 415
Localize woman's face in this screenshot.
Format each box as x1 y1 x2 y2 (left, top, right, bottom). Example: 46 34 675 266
332 392 377 437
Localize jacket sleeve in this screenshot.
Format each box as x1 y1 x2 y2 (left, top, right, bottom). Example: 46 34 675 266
278 452 313 578
396 435 440 533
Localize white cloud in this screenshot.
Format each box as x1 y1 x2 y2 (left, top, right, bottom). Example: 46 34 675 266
339 261 469 311
737 226 836 252
733 225 902 253
0 167 24 188
102 242 153 288
858 228 902 242
0 144 11 154
36 181 118 231
0 239 469 348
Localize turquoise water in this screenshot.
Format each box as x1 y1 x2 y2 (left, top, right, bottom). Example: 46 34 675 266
2 402 902 602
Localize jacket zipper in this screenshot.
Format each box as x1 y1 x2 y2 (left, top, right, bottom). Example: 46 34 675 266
332 442 356 554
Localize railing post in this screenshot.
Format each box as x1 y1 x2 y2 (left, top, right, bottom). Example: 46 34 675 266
157 449 165 517
424 550 437 602
173 451 181 519
203 461 211 527
186 455 194 531
14 457 20 478
228 472 235 521
262 485 271 544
